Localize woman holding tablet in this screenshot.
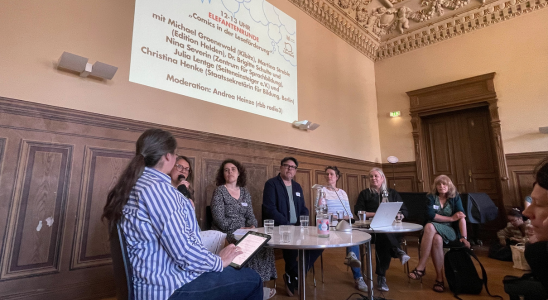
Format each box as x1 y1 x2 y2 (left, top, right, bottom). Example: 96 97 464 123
102 129 262 300
211 159 277 300
322 166 368 293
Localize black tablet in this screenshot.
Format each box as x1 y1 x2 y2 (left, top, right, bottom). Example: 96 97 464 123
230 231 271 269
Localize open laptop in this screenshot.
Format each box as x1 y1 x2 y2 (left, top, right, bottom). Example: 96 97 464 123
370 202 403 229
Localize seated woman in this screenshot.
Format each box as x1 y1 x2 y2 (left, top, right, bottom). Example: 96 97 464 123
210 159 277 300
321 166 367 292
408 175 470 293
522 159 548 293
354 167 409 292
168 155 195 207
489 208 530 261
102 129 262 300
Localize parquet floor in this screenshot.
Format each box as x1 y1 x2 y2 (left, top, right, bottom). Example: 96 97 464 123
102 241 526 300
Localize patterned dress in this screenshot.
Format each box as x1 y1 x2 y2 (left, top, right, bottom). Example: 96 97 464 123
210 185 277 282
431 196 458 244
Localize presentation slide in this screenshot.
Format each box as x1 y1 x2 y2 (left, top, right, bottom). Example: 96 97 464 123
129 0 298 123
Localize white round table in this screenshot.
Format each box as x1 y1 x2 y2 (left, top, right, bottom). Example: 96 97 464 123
353 221 423 298
235 226 371 300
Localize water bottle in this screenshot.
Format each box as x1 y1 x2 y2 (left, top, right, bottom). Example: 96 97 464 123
317 212 330 238
381 189 389 203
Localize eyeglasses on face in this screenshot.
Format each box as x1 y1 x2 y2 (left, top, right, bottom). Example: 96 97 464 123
175 164 191 172
282 163 298 170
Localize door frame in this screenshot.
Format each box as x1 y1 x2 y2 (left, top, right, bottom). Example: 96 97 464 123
407 72 510 205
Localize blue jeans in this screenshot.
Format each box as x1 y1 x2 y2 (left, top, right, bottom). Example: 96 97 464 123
347 245 362 279
168 267 263 300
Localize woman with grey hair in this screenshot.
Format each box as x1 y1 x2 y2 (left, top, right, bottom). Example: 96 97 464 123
354 167 409 292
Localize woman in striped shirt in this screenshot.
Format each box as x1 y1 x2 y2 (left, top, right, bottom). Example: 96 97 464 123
102 128 262 300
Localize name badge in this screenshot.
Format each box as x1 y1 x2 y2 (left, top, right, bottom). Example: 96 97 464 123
241 202 248 207
296 192 301 197
433 205 440 209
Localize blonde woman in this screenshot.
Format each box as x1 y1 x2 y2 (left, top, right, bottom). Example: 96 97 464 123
408 175 470 293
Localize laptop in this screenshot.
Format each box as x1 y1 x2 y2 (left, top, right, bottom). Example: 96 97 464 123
370 202 403 229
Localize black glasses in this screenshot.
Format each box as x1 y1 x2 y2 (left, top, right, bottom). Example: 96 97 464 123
175 164 190 172
282 163 297 170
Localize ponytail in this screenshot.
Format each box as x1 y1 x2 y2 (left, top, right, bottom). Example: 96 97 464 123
102 129 177 233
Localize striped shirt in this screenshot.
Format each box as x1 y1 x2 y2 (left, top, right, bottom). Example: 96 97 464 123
121 167 223 300
322 187 354 218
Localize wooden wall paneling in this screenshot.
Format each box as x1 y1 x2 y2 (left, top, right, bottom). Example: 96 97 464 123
345 174 360 214
0 137 8 255
201 159 223 229
383 162 418 192
294 169 312 219
242 163 268 224
71 147 134 270
1 141 72 280
506 151 548 208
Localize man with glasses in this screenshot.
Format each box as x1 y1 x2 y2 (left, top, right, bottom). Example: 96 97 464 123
262 157 323 296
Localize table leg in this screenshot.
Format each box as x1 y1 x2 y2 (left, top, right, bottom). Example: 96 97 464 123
298 249 306 300
361 241 374 299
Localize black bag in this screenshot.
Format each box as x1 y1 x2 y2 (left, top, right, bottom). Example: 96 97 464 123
444 247 502 300
503 273 548 300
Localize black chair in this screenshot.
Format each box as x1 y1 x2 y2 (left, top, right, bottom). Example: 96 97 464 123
205 206 214 230
399 192 428 273
110 224 134 300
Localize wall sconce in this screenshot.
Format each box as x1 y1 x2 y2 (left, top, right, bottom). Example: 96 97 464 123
389 111 401 118
57 52 118 80
540 126 548 134
292 120 320 131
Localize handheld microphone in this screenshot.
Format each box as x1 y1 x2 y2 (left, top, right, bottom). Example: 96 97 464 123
177 175 192 199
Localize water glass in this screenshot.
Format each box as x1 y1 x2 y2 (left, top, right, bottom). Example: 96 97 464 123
279 225 292 243
358 211 367 221
264 219 274 235
299 215 309 228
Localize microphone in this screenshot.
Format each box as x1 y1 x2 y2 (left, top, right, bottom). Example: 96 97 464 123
177 175 192 199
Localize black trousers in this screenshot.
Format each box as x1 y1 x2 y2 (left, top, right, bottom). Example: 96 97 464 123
372 233 401 277
283 249 324 278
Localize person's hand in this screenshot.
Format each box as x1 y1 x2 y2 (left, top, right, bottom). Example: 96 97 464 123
178 180 190 189
460 238 471 249
452 212 466 221
218 244 243 268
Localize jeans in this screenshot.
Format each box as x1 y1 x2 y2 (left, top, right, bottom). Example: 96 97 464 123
168 267 263 300
347 245 362 279
283 249 324 278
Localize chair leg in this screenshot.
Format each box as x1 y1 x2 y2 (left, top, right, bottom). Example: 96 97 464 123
321 253 324 283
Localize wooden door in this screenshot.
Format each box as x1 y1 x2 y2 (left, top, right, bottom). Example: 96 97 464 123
422 106 501 206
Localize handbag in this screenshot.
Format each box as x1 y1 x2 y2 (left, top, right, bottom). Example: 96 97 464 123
510 243 531 271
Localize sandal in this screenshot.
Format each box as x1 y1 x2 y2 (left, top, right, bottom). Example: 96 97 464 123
408 268 426 280
433 280 445 293
263 287 276 300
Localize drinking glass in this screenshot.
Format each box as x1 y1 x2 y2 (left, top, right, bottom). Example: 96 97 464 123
264 219 274 235
299 215 309 229
280 225 292 243
358 211 367 221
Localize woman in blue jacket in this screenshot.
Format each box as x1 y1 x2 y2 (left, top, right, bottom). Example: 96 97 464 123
408 175 470 293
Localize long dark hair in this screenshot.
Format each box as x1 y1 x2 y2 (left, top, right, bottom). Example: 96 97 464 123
102 128 177 232
215 159 247 187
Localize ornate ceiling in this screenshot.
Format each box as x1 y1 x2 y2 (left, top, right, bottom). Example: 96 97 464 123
288 0 548 60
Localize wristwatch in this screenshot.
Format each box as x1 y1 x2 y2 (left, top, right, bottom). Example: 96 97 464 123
462 236 468 240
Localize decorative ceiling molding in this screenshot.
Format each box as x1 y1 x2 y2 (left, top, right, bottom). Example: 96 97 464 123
287 0 548 61
287 0 381 60
378 0 548 59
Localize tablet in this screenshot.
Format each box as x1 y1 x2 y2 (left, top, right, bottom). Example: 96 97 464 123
230 231 271 269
